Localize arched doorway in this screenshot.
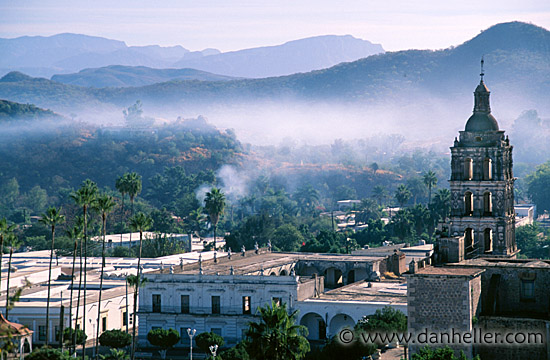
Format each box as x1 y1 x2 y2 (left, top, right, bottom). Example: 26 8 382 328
300 313 326 341
329 314 355 335
280 269 288 276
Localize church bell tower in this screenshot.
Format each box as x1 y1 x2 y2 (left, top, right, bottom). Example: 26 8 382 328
446 60 518 259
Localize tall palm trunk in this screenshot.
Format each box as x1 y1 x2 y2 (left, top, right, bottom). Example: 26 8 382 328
95 213 107 359
5 247 13 319
45 224 57 346
74 234 84 353
69 238 78 354
120 195 125 245
0 234 3 301
131 230 143 360
82 205 89 360
128 198 135 251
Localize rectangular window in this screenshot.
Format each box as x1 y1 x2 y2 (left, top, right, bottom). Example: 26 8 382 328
521 280 535 300
152 294 162 313
212 296 221 314
129 313 133 325
242 296 251 314
181 295 190 314
39 326 46 341
102 317 107 332
122 311 128 327
211 328 222 337
272 297 282 307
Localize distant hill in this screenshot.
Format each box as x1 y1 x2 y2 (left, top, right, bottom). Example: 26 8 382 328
51 65 238 87
0 33 383 79
0 33 217 78
172 35 385 78
0 98 62 121
0 22 548 116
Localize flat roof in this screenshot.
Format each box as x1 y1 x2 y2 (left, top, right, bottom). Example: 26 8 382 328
412 266 485 277
311 279 407 305
448 258 550 269
153 250 382 276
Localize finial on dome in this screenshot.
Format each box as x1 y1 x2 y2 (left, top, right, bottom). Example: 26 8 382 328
480 56 485 81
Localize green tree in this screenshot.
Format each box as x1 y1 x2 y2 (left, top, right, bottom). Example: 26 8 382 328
356 306 407 333
195 332 225 355
431 189 451 220
220 342 250 360
272 224 304 252
0 218 16 303
526 161 550 212
100 349 129 360
115 174 128 245
70 179 98 358
395 185 412 208
516 223 547 259
26 347 71 360
4 233 21 320
412 346 480 360
204 187 226 249
39 206 66 346
407 177 427 205
245 300 309 360
371 185 388 206
355 198 382 225
423 170 438 204
147 328 180 360
128 212 153 360
94 194 117 356
294 184 320 217
99 330 132 349
63 328 87 348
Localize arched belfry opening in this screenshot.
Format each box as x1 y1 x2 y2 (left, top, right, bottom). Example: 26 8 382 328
464 158 473 180
483 158 492 180
464 192 473 216
484 228 493 253
483 192 492 216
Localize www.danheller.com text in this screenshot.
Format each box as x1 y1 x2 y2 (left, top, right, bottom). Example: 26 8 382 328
337 328 545 346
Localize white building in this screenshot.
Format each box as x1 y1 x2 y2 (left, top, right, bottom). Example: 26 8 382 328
138 250 408 349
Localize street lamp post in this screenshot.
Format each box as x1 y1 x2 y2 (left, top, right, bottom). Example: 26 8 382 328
187 328 196 360
209 344 218 359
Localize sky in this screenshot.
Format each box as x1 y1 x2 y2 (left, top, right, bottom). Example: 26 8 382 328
1 0 549 52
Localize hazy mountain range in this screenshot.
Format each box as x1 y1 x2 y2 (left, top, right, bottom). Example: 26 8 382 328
51 66 238 88
0 33 384 80
0 20 548 148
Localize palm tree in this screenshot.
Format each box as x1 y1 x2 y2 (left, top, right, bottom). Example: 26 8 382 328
93 194 116 359
204 188 225 249
423 170 438 204
246 300 310 360
293 184 320 217
71 179 98 358
126 173 142 251
184 207 206 251
65 223 82 354
356 198 382 225
432 188 451 220
116 175 128 245
126 173 142 216
4 233 20 320
0 218 16 296
128 212 153 360
371 185 388 206
39 206 66 346
395 185 412 208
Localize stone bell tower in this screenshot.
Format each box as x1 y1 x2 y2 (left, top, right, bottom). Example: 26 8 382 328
443 60 518 260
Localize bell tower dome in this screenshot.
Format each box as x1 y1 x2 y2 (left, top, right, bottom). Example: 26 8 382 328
445 60 518 260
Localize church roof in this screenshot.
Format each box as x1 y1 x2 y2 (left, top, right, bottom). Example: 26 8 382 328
0 314 33 337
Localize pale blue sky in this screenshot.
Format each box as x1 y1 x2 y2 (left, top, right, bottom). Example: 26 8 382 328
1 0 549 51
